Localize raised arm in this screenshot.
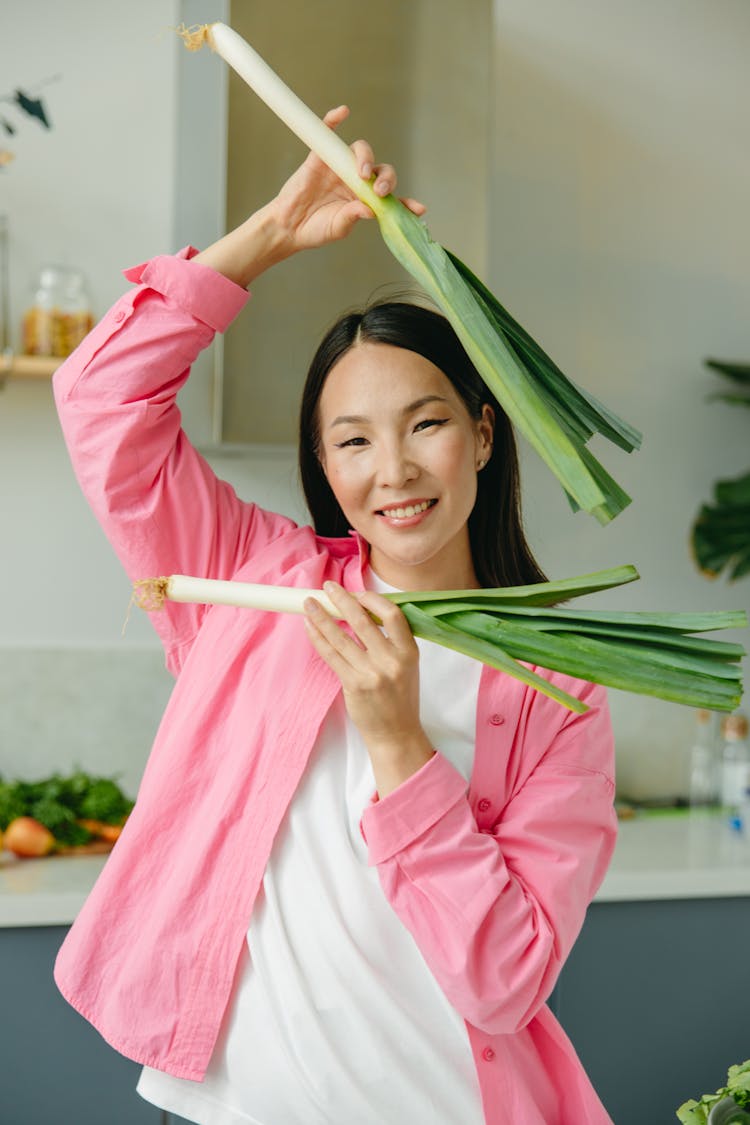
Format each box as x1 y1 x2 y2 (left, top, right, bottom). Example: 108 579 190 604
53 108 424 671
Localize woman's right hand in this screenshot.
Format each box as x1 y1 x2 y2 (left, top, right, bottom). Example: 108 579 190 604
269 104 426 253
194 106 425 288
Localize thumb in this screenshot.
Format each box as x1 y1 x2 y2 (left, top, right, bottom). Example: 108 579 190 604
332 199 375 240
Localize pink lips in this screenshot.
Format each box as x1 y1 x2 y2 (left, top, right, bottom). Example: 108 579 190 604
375 498 438 528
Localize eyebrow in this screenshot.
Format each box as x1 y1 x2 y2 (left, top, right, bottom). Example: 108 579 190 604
328 395 450 429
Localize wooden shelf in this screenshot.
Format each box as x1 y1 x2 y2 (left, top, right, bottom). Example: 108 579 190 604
0 354 61 382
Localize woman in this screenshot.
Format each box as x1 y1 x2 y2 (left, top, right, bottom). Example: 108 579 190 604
53 107 617 1124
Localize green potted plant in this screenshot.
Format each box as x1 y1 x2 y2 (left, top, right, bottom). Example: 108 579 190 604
691 359 750 582
676 1059 750 1123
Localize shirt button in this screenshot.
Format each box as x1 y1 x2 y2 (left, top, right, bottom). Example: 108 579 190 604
489 713 504 726
482 1047 496 1062
477 798 491 813
113 310 126 323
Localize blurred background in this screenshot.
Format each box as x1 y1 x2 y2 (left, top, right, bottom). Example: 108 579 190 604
1 4 749 1124
1 0 747 800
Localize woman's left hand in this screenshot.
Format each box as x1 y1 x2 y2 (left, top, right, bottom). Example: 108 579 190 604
304 581 435 797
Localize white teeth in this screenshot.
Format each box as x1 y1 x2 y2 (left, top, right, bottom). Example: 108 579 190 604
381 500 432 519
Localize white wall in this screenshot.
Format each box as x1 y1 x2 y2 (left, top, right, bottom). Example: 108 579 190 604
490 0 749 795
0 1 181 788
1 1 179 330
0 0 179 647
0 1 747 798
0 1 311 792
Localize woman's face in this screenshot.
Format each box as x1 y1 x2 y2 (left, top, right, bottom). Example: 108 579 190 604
317 341 493 591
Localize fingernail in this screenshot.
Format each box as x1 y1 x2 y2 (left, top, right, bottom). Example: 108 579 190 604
374 180 389 196
361 162 373 179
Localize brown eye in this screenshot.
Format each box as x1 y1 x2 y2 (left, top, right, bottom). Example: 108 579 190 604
334 436 369 448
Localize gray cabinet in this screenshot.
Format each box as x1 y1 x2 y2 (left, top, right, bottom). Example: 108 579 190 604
1 926 161 1123
4 900 748 1124
555 897 750 1125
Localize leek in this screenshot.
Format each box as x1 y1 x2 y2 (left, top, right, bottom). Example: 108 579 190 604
133 567 746 714
180 22 642 525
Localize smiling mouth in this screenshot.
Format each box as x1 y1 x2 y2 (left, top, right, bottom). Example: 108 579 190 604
376 499 438 520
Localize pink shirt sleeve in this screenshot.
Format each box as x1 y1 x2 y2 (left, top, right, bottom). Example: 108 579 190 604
53 249 299 673
360 678 617 1035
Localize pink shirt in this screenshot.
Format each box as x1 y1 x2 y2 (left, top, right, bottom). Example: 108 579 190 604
53 249 617 1125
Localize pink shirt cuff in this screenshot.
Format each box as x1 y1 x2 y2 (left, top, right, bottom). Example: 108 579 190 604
360 752 469 865
122 246 250 333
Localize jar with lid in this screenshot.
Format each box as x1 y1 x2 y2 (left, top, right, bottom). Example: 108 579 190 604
22 264 93 358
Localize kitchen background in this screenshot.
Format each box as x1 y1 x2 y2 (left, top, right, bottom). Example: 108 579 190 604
1 0 748 806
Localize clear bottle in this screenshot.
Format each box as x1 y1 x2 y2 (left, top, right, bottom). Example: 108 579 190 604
22 264 93 358
739 786 750 837
719 711 749 818
688 709 719 807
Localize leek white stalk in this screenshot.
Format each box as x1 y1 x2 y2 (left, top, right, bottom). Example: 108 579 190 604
206 23 381 213
181 22 642 525
135 574 339 617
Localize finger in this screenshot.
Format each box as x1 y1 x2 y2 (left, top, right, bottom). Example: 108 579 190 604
350 138 376 182
331 199 376 239
304 596 369 666
356 590 417 652
303 612 355 681
301 108 350 176
370 161 397 197
322 582 397 658
399 196 427 217
322 104 350 129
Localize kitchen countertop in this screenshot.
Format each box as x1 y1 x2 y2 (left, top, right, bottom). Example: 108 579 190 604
0 852 109 927
595 809 750 902
1 810 749 927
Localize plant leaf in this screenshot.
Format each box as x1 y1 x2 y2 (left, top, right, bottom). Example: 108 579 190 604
446 249 642 453
705 359 750 383
386 565 640 609
375 196 637 524
439 611 743 710
398 603 589 712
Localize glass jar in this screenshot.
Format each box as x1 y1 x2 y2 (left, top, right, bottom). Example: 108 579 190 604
22 264 93 358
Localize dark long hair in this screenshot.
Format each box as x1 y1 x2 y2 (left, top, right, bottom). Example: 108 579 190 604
298 300 546 588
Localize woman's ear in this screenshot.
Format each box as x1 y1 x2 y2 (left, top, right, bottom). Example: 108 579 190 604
477 403 495 463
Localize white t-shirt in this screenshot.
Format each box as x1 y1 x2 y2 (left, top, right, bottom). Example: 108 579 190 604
138 570 485 1125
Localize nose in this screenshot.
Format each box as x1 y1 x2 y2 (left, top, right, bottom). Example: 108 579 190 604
375 439 420 489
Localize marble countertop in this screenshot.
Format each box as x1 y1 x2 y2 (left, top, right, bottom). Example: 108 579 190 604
595 810 750 902
0 852 109 927
1 810 749 927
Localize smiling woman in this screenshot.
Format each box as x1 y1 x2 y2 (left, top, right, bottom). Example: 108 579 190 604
51 84 618 1125
315 340 491 591
300 301 546 590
